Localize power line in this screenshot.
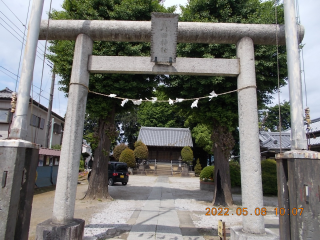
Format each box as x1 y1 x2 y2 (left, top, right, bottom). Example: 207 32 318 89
0 69 50 101
0 23 53 67
0 12 47 55
0 66 51 95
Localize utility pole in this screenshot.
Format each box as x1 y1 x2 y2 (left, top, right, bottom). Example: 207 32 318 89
0 0 45 239
275 1 320 240
45 70 55 148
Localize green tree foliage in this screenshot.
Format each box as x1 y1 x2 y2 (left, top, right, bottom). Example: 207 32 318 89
261 159 277 195
181 146 193 164
200 166 214 181
137 90 185 128
191 124 213 154
119 148 136 168
133 140 148 159
194 158 202 176
48 0 173 199
113 143 128 161
116 107 140 149
229 161 241 187
161 0 287 206
260 101 291 131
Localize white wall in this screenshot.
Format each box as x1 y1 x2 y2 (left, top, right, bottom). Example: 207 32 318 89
0 99 64 147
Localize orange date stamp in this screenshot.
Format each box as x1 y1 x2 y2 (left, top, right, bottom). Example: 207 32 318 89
205 207 268 216
205 207 304 216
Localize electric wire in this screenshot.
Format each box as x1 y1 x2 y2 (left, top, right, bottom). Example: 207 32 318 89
0 12 47 56
0 66 51 95
35 0 53 144
0 23 53 68
14 0 31 92
274 0 282 153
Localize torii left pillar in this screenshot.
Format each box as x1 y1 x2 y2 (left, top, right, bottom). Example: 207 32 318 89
36 34 93 239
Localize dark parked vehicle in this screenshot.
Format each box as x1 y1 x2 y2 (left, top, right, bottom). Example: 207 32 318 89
87 161 129 186
108 161 129 186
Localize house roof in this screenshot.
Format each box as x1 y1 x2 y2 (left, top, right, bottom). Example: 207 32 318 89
259 131 291 150
39 148 61 156
0 87 64 122
138 127 193 147
0 87 13 98
260 117 320 150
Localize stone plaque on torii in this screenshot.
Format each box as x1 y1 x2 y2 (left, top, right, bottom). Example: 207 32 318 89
151 12 178 64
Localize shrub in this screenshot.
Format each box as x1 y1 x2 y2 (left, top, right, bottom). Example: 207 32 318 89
194 159 202 176
51 144 61 150
261 159 277 195
79 155 85 172
200 166 214 182
119 148 136 168
113 143 128 161
134 140 148 159
229 161 241 187
181 146 193 164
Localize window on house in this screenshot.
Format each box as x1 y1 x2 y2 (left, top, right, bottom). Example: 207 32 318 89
39 118 45 129
53 123 62 134
0 109 11 123
30 114 45 129
30 114 39 127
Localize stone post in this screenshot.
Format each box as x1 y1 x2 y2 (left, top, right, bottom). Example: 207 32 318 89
230 37 278 239
36 34 93 239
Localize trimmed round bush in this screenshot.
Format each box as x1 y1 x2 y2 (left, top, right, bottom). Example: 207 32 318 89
200 166 214 181
194 158 202 176
134 140 148 159
229 161 241 187
181 146 193 164
113 143 128 161
261 159 277 195
119 148 136 168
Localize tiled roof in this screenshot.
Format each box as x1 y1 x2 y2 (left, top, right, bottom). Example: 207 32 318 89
0 87 13 98
259 131 291 150
309 117 320 134
138 127 193 147
39 148 61 156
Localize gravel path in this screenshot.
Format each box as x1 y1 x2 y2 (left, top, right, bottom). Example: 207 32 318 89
29 175 279 240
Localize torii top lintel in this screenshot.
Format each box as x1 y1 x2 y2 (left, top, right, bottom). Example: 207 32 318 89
39 20 304 45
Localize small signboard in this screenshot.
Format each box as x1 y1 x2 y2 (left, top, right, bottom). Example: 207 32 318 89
218 220 223 237
151 12 178 64
218 220 226 239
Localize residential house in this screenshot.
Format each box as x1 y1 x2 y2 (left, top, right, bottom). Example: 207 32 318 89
0 87 64 146
0 87 65 187
259 117 320 159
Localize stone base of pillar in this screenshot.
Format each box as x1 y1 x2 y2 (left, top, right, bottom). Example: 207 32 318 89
36 219 85 240
230 226 279 240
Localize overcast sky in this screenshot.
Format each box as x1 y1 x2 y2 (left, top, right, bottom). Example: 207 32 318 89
0 0 319 120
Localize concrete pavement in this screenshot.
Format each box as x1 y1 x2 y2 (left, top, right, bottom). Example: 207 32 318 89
127 176 204 240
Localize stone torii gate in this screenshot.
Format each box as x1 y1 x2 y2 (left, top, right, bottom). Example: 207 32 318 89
34 20 300 240
2 0 317 239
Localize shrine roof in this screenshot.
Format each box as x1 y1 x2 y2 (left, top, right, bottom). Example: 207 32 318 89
138 127 193 147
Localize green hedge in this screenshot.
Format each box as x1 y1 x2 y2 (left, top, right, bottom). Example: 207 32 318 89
261 159 277 195
198 160 277 195
229 161 241 187
200 166 214 181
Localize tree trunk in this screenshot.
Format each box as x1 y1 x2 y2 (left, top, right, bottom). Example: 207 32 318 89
212 143 233 206
85 106 116 199
211 125 234 206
